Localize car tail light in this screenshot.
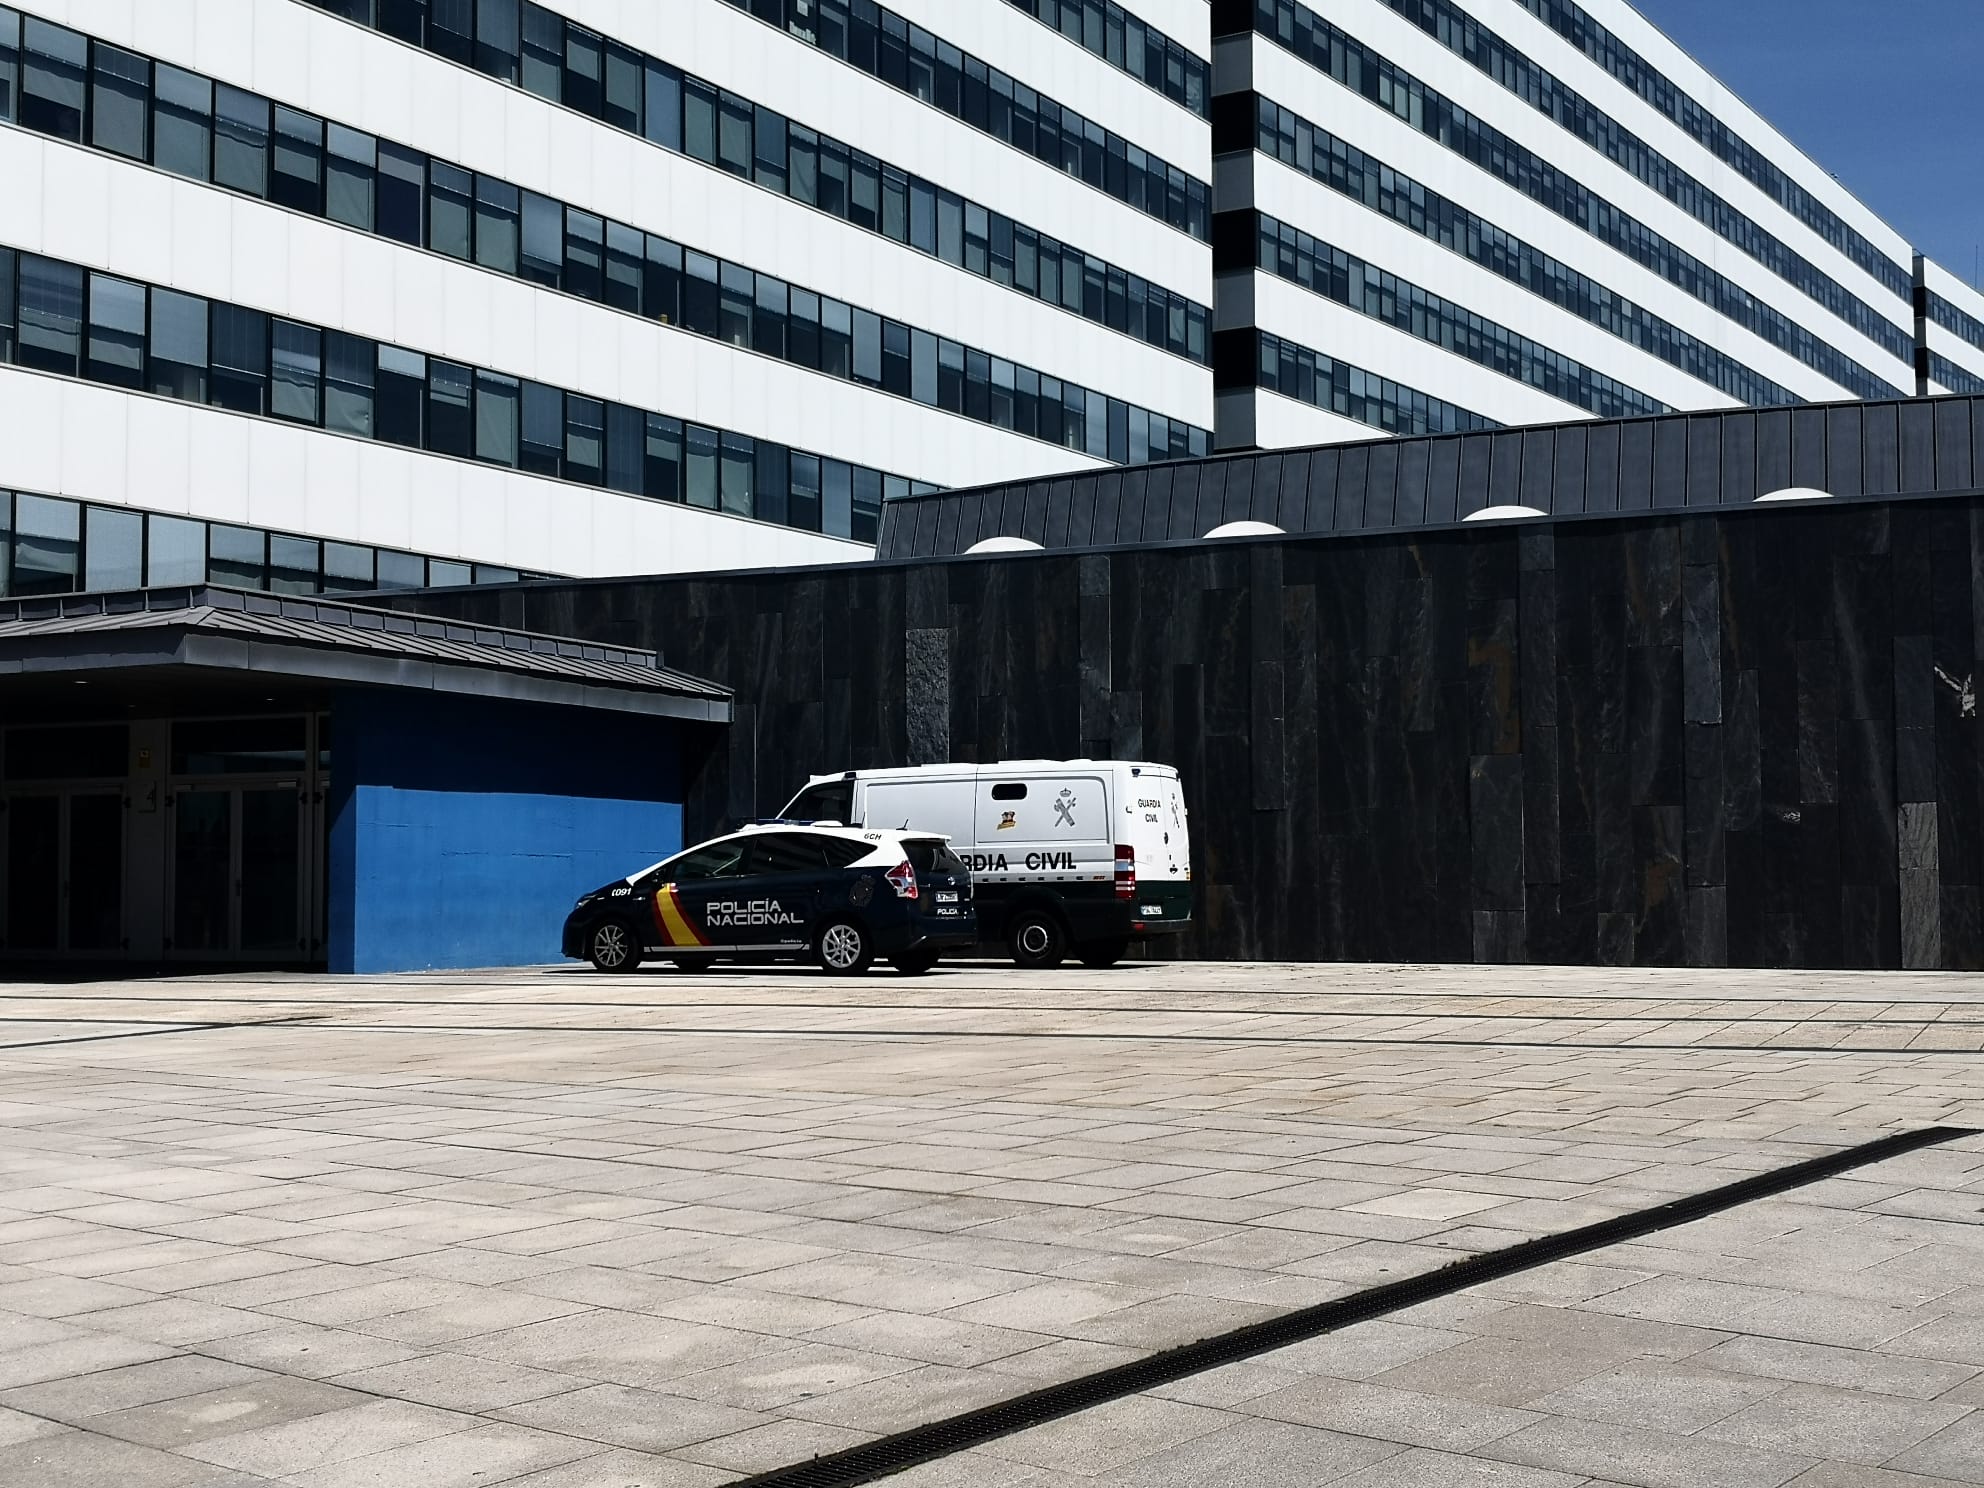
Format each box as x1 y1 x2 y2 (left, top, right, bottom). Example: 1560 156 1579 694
885 860 919 900
1114 844 1136 901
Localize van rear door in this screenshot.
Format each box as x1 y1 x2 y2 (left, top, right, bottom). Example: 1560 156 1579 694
1126 768 1190 884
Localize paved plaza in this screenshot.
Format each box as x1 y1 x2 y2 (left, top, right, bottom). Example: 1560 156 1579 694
0 961 1981 1486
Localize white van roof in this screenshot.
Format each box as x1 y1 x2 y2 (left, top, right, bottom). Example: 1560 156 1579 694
805 760 1178 786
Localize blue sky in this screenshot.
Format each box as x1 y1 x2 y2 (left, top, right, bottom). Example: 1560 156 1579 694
1632 0 1984 285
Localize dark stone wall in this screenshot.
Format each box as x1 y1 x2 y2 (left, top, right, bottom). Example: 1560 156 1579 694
396 494 1984 968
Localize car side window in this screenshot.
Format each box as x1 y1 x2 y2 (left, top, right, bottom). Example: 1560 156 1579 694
666 840 748 881
818 838 873 868
747 833 836 874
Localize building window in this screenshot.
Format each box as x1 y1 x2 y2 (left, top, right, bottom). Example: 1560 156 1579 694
605 403 642 494
16 255 84 376
324 540 376 591
326 125 377 230
519 191 561 286
644 60 680 149
0 247 15 363
19 18 84 141
564 395 604 484
685 424 719 509
146 288 207 402
520 2 561 100
269 534 320 594
152 64 212 181
0 7 18 124
376 344 426 447
643 414 682 501
323 331 375 437
271 106 324 213
719 433 754 518
563 209 603 300
209 304 270 415
428 160 473 260
146 514 205 586
85 273 146 389
474 0 520 81
475 370 519 465
213 84 270 197
376 142 425 246
822 459 852 538
89 42 150 160
209 524 266 589
474 176 519 274
271 320 322 424
84 504 142 591
519 381 562 476
426 359 474 457
12 493 80 596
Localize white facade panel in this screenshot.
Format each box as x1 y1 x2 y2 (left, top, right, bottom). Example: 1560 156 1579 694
456 0 1212 298
1491 0 1914 306
0 367 873 576
1228 386 1385 452
0 130 1122 491
1244 38 1870 405
1271 13 1913 391
1561 0 1909 258
1920 259 1984 389
49 0 1210 426
1247 272 1602 428
1243 153 1741 416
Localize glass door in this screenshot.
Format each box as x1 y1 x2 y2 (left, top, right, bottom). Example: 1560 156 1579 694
170 786 233 955
3 794 60 953
65 792 124 953
240 785 304 955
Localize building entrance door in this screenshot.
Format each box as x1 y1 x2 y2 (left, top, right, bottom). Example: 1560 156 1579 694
163 716 325 963
166 782 316 961
0 789 125 956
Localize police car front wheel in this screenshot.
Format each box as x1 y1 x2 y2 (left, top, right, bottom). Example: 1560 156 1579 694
816 918 874 975
586 920 641 973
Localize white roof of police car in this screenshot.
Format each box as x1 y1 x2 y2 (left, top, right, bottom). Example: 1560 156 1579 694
620 824 945 884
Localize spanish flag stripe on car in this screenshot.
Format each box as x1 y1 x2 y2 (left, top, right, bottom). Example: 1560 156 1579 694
652 885 710 947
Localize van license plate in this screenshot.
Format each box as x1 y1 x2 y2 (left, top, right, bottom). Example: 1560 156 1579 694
1141 904 1163 916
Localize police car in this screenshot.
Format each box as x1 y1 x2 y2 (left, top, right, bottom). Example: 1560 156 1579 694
562 823 976 975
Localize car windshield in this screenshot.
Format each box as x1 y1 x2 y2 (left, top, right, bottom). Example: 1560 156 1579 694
783 780 853 823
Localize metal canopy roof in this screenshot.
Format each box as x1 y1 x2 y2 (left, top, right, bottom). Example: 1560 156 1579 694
876 391 1984 559
0 586 731 723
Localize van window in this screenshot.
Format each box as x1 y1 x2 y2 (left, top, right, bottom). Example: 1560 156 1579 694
784 780 853 823
990 782 1027 800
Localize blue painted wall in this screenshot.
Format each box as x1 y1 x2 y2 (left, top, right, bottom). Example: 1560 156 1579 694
327 690 689 973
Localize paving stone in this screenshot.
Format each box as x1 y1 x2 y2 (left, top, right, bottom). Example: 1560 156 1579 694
1699 1382 1970 1464
1487 1413 1819 1486
1886 1415 1984 1483
0 1353 264 1421
1325 1447 1589 1487
496 1446 734 1486
1243 1374 1542 1451
495 1382 767 1452
330 1352 588 1412
283 1419 600 1487
0 1426 218 1486
976 1394 1232 1475
178 1397 471 1477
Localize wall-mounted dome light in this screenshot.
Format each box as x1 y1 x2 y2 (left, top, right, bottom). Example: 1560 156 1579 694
964 535 1045 554
1202 520 1286 539
1462 505 1547 522
1755 487 1832 503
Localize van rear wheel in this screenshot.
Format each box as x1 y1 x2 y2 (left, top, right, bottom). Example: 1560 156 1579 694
1077 937 1128 969
1007 910 1066 969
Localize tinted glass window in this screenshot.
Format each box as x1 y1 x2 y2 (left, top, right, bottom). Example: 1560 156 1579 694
213 85 270 196
271 320 321 423
147 288 207 401
5 725 126 781
785 781 854 823
666 839 749 881
326 125 376 229
11 493 79 596
210 304 269 414
85 274 146 389
153 64 211 180
0 7 17 124
271 106 324 212
744 834 838 874
172 717 307 775
20 18 83 140
89 42 149 159
84 504 142 591
146 514 205 585
16 256 83 376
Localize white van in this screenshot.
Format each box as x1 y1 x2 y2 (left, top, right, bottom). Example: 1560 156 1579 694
778 761 1191 967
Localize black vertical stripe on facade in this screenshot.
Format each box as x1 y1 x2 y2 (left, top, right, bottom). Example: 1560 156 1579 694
398 487 1984 972
887 394 1984 558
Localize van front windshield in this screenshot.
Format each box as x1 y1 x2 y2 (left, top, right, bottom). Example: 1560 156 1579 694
784 781 854 824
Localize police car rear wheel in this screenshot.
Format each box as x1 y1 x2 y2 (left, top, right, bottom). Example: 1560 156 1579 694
587 920 639 973
1007 911 1066 969
816 918 874 975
